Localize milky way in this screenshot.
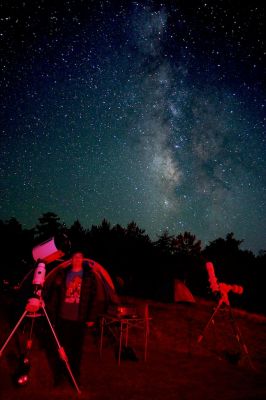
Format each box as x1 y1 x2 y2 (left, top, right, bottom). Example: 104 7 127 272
1 1 265 253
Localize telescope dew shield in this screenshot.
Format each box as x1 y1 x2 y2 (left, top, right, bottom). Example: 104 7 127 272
32 234 70 264
206 261 220 293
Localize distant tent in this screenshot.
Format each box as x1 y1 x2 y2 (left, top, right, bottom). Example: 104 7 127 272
174 279 196 303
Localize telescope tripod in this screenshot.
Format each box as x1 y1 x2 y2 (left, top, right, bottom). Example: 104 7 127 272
0 298 81 394
197 298 254 370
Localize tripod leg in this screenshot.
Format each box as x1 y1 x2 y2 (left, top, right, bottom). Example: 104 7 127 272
41 305 81 394
228 307 255 370
0 309 28 357
197 303 221 343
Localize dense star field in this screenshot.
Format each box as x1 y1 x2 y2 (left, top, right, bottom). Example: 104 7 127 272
1 1 265 253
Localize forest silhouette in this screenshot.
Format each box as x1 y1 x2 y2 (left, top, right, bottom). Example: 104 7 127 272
0 212 265 315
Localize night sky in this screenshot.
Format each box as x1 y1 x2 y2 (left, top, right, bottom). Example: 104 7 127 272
1 1 265 253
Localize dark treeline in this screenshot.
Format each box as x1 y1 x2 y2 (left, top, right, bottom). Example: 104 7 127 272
0 212 265 315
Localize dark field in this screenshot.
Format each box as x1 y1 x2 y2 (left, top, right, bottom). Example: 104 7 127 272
0 296 266 400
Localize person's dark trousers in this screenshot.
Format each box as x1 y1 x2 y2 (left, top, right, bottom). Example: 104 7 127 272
54 318 86 385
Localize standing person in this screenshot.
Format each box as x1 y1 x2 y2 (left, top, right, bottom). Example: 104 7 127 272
44 251 97 386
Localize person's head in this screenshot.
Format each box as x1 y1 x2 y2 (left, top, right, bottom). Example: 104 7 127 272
71 252 84 271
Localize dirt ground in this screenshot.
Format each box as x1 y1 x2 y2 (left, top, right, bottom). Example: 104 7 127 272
0 296 266 400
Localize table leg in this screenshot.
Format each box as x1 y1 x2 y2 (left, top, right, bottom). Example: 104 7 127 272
99 317 104 358
118 321 123 366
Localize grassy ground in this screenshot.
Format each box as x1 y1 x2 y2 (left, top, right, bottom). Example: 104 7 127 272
0 295 266 400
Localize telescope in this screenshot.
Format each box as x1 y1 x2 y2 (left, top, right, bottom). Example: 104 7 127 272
32 234 70 264
0 234 82 393
205 261 243 305
26 234 70 312
197 261 254 370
